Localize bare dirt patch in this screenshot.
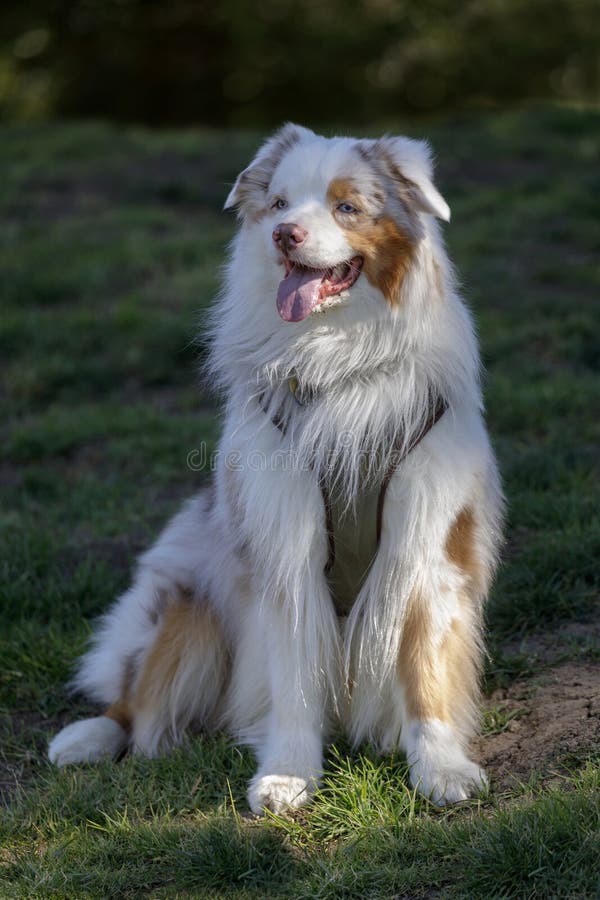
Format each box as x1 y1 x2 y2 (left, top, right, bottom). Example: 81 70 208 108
476 660 600 790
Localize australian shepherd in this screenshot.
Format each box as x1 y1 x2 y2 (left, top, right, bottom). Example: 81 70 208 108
49 124 503 812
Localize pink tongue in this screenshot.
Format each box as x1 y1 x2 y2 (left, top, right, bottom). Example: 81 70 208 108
276 266 326 322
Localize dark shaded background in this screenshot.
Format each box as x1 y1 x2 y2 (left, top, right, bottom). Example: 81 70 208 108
1 0 598 126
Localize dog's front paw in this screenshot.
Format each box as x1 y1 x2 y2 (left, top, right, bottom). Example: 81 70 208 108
410 757 487 805
405 719 488 805
247 773 316 815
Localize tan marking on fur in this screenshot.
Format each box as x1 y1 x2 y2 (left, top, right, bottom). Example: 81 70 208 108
445 506 485 592
398 591 482 738
327 177 369 215
133 596 224 715
104 699 132 734
327 177 414 305
351 217 414 305
122 649 140 698
102 644 139 736
441 612 481 738
398 593 447 722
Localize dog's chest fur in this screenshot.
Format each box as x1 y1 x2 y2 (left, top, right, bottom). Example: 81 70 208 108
259 376 386 612
260 375 446 615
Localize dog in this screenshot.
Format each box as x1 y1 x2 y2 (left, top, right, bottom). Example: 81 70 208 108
49 124 503 813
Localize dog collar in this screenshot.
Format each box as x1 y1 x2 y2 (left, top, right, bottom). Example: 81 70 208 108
288 375 301 403
288 373 315 407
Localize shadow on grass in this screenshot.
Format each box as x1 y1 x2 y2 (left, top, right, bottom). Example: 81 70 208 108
5 812 302 898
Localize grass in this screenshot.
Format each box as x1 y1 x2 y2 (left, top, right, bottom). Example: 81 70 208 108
1 106 599 897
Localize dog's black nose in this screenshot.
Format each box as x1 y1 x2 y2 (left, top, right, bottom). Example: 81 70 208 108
272 223 307 254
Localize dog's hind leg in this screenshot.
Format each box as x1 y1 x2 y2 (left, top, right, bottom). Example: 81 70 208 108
49 490 230 766
129 592 228 756
49 591 229 766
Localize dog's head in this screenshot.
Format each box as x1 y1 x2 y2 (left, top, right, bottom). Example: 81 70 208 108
225 124 450 324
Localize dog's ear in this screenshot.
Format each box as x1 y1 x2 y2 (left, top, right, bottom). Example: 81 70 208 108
359 136 450 222
224 123 314 218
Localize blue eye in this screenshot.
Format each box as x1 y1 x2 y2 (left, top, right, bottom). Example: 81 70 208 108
272 198 287 210
337 202 358 214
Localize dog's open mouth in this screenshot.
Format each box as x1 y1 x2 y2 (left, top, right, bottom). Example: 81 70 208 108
276 256 364 323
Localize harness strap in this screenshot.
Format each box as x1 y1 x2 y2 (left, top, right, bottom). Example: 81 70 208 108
319 476 336 574
375 396 448 547
259 385 448 583
319 396 448 575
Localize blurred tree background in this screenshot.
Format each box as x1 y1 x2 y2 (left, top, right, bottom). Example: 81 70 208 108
0 0 597 127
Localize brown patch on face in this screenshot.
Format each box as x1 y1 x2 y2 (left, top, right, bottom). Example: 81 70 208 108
327 177 414 305
327 177 370 215
398 591 483 738
445 506 486 593
104 699 132 734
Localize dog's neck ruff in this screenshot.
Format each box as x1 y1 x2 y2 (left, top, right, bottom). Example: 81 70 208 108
260 376 447 614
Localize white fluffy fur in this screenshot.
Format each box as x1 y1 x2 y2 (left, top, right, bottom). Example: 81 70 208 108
48 717 128 767
49 125 502 812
